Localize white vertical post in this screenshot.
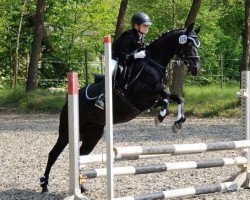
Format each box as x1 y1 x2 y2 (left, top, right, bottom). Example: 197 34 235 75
241 71 250 164
65 72 88 200
104 35 114 200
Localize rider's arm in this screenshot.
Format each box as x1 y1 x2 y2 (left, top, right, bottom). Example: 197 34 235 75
119 34 135 63
120 34 145 63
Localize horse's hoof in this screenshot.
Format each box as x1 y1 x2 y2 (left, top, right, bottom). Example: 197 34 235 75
181 117 186 123
41 187 49 194
81 185 89 194
40 176 49 194
154 116 160 126
155 114 165 126
172 123 179 134
172 122 182 134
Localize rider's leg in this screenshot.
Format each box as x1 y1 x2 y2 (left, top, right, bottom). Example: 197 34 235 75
95 59 117 109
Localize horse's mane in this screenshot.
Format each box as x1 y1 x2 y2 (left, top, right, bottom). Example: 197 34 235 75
147 27 186 48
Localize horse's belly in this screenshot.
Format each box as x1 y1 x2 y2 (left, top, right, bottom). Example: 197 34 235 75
113 94 139 124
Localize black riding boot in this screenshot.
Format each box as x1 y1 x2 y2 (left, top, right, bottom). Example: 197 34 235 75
95 94 105 110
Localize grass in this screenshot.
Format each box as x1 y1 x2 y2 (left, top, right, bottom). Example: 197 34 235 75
168 84 240 118
0 84 241 117
0 86 65 113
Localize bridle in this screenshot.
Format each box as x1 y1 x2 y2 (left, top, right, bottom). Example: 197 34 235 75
177 35 200 64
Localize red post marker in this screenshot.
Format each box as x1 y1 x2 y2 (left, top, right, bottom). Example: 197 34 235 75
103 35 112 43
67 72 78 95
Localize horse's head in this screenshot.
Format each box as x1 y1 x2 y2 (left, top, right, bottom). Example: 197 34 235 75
176 23 201 76
146 24 201 76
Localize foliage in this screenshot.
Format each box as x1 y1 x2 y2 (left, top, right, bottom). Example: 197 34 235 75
0 0 245 88
40 0 119 83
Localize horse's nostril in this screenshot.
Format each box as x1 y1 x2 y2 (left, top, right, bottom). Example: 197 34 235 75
192 67 199 76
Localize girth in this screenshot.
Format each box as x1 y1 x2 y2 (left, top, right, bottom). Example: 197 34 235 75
114 88 141 115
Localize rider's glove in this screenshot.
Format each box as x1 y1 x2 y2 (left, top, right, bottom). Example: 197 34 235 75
134 50 146 59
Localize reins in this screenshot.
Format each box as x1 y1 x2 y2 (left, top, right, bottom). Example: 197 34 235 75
124 63 145 89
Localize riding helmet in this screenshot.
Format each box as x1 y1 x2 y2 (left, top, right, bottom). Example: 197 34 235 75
131 12 152 26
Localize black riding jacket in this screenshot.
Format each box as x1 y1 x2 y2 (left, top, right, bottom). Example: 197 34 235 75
112 28 146 65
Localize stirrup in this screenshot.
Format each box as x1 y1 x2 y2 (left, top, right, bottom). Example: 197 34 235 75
95 95 105 110
95 100 104 110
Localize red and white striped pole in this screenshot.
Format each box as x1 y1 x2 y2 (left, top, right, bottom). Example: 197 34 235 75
65 72 88 200
104 35 114 200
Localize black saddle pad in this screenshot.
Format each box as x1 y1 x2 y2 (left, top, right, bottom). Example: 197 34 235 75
93 73 104 83
82 81 104 102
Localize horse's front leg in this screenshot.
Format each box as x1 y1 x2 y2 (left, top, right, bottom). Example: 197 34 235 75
154 89 170 126
170 94 186 133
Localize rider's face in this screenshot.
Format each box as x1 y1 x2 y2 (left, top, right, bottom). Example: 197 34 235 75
135 24 149 34
140 24 149 34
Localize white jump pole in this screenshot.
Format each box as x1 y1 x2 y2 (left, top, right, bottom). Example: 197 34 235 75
241 70 250 186
241 71 250 161
65 72 88 200
104 35 114 200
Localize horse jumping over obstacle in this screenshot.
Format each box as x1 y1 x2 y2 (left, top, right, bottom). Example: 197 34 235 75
40 24 201 194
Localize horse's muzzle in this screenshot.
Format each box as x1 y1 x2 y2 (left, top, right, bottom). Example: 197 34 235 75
190 65 199 76
187 59 200 76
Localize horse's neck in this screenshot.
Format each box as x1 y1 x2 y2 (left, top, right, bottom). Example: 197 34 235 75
147 32 180 67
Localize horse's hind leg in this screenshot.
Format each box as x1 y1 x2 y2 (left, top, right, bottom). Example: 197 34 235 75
40 104 68 193
79 122 104 155
40 134 68 193
79 122 104 193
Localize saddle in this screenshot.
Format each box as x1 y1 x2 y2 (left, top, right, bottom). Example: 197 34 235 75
93 63 127 87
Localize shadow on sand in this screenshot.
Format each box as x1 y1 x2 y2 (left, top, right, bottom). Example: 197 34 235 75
0 189 65 200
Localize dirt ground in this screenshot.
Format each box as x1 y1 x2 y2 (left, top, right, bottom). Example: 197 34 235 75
0 113 250 200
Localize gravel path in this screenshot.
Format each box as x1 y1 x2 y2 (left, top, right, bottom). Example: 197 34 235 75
0 113 250 200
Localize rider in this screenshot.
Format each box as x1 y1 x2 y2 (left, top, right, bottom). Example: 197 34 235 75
95 12 152 109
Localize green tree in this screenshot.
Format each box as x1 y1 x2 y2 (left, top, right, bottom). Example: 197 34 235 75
0 0 247 89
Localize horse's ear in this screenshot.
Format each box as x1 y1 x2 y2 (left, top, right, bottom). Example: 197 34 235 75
195 25 202 34
185 22 195 34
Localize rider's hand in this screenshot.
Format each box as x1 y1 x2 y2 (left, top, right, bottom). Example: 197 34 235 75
134 50 146 59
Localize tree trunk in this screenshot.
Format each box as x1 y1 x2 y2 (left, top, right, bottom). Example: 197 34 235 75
13 0 27 87
172 0 176 28
170 0 202 95
184 0 202 27
170 57 185 94
26 0 45 92
114 0 128 40
241 0 250 72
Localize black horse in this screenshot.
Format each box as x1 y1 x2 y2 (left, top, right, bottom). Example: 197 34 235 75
40 23 201 193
